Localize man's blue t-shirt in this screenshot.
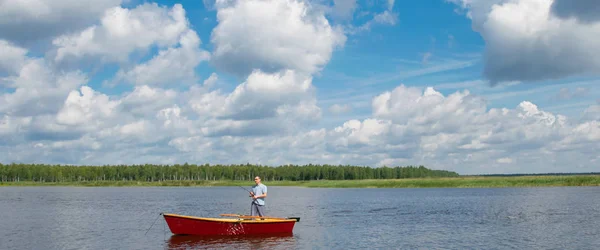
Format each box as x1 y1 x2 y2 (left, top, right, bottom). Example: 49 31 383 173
252 183 267 206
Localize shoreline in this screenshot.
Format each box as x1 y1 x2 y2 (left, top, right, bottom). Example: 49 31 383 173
1 175 599 188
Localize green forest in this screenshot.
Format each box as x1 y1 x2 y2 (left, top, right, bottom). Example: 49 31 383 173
0 163 459 183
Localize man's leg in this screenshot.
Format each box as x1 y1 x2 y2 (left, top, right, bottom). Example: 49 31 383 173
250 202 258 216
256 205 265 217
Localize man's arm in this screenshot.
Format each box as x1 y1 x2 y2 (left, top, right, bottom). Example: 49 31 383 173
253 186 267 199
255 192 267 198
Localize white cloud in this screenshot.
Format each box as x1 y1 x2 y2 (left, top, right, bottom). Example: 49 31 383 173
330 119 392 147
0 40 28 76
451 0 600 84
0 58 86 117
111 29 210 87
52 3 191 64
218 70 316 120
210 0 346 77
372 85 486 130
0 115 32 138
317 85 598 173
185 69 321 136
56 86 120 127
187 90 227 118
168 129 330 165
50 135 102 151
1 40 196 148
117 85 180 122
156 105 195 134
120 120 149 137
0 0 122 45
203 73 219 88
2 79 599 174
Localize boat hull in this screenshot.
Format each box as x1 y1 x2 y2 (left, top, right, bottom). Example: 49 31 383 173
163 213 297 236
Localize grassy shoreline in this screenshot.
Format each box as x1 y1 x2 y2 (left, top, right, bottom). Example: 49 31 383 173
1 175 599 188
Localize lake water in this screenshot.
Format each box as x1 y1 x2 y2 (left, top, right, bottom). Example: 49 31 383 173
1 186 599 249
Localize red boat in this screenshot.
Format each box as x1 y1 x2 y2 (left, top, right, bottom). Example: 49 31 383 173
162 213 300 236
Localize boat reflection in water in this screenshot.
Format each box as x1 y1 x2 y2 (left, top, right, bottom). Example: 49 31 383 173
166 232 296 249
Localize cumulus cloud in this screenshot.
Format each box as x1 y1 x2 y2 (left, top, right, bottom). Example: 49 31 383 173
158 84 600 174
197 0 345 136
31 84 196 149
217 70 316 120
372 85 487 132
210 0 346 77
185 69 321 136
0 0 122 45
1 39 197 150
330 85 594 172
168 129 330 165
120 85 179 117
0 40 28 76
52 3 191 64
156 105 195 134
3 77 600 174
56 86 120 127
0 58 86 117
0 115 32 140
111 30 211 87
202 73 219 88
450 0 600 84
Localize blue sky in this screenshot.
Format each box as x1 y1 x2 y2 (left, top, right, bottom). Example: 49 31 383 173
0 0 599 174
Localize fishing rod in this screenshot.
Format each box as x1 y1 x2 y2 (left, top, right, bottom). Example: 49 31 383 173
238 185 254 195
238 185 259 205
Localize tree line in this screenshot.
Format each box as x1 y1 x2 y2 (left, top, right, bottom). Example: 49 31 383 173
0 163 459 182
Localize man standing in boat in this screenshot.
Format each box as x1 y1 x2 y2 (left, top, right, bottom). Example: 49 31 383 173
250 176 267 217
